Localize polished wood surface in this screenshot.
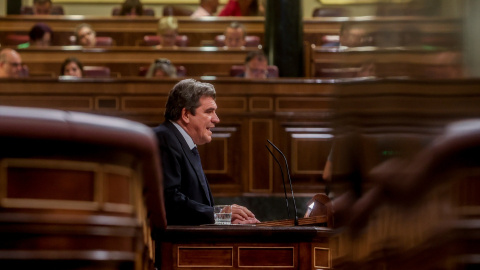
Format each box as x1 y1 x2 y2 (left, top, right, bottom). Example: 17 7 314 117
0 15 265 47
0 106 167 269
309 46 462 78
0 15 460 47
15 46 257 77
158 225 334 270
0 77 335 196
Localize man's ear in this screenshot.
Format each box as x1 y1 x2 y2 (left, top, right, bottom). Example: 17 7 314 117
181 108 190 124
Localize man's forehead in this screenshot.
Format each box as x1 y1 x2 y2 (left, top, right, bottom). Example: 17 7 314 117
199 96 217 107
227 28 244 35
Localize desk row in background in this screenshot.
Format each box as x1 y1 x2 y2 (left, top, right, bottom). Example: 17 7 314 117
12 46 463 79
0 15 461 48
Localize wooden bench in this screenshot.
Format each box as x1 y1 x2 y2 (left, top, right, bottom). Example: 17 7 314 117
0 15 460 48
308 46 462 78
15 46 258 77
0 105 167 269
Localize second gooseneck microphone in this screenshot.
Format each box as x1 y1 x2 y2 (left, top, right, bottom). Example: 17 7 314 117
266 139 299 226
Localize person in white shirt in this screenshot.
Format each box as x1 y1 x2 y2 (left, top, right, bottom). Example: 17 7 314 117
191 0 219 18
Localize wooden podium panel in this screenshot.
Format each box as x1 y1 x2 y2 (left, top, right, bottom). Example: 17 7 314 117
157 226 334 270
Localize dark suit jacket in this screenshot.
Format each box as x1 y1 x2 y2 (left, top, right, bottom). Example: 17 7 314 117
153 121 215 225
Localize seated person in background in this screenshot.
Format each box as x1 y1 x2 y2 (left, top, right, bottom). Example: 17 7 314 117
153 78 259 225
191 0 219 18
156 17 178 48
18 22 53 48
224 22 246 48
340 23 368 48
33 0 52 15
146 58 177 78
323 22 368 48
357 60 376 77
219 0 261 16
60 57 83 78
119 0 143 16
75 23 97 47
241 50 269 79
0 49 24 78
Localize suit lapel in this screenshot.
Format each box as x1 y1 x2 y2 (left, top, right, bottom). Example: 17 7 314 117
165 121 212 205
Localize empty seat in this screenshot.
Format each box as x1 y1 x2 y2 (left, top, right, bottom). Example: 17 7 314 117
162 5 193 16
20 5 65 15
5 34 29 46
83 66 112 78
95 36 115 46
111 7 155 16
140 35 189 47
230 65 279 78
214 35 261 48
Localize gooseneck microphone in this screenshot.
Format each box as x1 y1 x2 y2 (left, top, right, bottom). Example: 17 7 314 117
267 139 299 226
265 145 290 219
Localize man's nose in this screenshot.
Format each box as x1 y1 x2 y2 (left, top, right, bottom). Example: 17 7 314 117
212 113 220 123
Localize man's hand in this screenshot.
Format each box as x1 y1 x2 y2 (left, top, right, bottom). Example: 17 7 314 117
231 204 260 224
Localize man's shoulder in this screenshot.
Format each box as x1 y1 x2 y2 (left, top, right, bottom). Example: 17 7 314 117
153 121 175 137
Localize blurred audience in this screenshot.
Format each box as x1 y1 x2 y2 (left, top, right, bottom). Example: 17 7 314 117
191 0 219 18
75 23 97 47
242 50 268 79
340 23 369 48
146 58 177 78
33 0 52 15
156 17 178 48
219 0 262 16
224 22 246 48
60 57 84 78
119 0 143 16
357 61 376 77
323 22 369 48
18 22 53 48
0 49 24 78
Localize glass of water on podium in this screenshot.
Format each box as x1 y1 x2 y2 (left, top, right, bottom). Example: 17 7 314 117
214 205 232 225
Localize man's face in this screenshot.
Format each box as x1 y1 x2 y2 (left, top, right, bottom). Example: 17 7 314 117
77 27 96 46
340 27 366 47
245 57 268 79
185 96 220 145
161 30 178 47
34 3 52 15
225 27 245 48
0 51 23 78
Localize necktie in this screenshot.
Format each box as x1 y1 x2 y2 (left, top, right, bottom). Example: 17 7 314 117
191 147 211 204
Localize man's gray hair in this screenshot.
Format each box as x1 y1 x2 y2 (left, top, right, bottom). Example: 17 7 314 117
164 79 216 121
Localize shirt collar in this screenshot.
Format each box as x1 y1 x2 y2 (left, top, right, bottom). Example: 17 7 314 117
170 120 196 150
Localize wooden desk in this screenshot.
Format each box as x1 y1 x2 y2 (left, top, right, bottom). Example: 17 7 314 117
0 15 265 47
0 77 335 197
16 46 257 77
303 16 460 48
309 46 462 78
157 225 334 270
0 15 459 48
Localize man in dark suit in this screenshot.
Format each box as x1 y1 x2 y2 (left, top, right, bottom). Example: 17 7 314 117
154 79 259 225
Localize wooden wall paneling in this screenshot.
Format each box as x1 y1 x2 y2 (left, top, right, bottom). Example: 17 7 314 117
249 119 273 193
0 78 336 196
